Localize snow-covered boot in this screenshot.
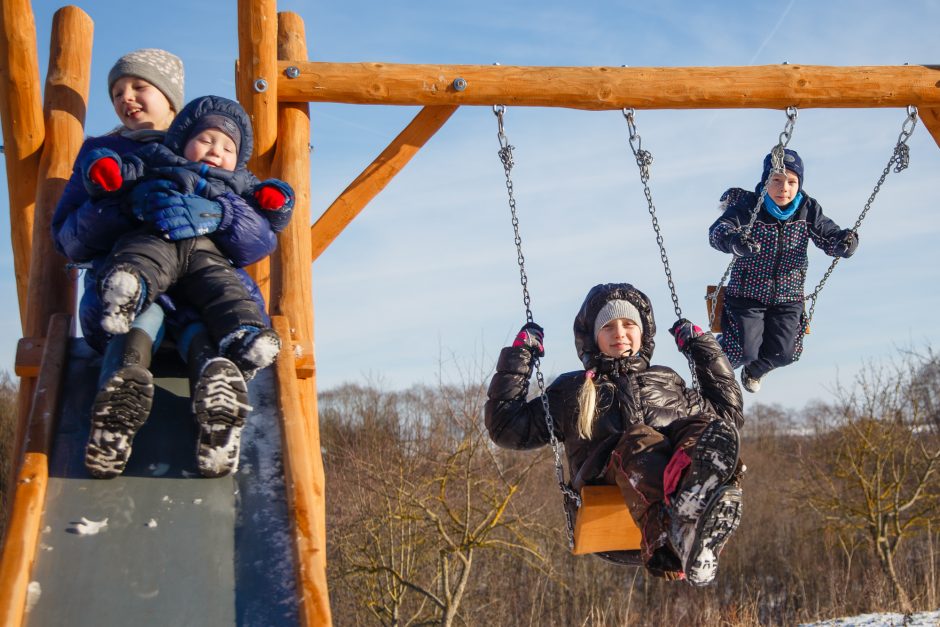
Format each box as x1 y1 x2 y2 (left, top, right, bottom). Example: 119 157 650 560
668 419 740 523
188 331 252 477
85 328 154 478
218 325 281 381
99 264 144 335
670 484 743 587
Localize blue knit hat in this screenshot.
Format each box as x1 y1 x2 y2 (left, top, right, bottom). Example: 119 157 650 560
761 148 804 190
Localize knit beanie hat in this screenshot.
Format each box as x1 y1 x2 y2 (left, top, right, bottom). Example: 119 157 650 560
761 148 804 190
108 48 184 113
593 299 644 340
189 113 242 152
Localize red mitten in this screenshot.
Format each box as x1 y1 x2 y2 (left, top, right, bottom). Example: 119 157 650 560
88 157 123 192
254 185 287 210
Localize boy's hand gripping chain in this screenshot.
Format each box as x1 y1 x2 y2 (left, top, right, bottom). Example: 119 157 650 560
802 105 918 328
494 105 581 549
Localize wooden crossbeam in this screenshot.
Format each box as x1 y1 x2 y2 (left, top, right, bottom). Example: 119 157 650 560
276 62 940 111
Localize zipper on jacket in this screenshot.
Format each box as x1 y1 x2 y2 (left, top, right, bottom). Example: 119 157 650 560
770 220 785 302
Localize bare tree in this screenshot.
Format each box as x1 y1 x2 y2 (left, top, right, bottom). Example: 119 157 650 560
797 354 940 614
324 381 553 626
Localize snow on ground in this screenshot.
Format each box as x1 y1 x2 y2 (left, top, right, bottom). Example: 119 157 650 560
799 610 940 626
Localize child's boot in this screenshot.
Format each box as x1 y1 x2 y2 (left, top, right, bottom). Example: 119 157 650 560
741 366 763 393
218 325 281 381
99 264 145 335
188 331 252 478
667 419 740 522
85 328 154 478
670 484 743 586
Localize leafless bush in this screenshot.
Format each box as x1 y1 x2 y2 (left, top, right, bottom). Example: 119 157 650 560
0 371 19 545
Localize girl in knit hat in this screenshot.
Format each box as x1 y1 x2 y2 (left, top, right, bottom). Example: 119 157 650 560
52 51 282 479
709 149 859 393
486 283 744 586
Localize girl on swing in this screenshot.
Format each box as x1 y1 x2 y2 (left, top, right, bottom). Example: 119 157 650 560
709 149 858 393
485 282 744 586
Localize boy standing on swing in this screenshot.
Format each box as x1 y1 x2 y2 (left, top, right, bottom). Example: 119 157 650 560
708 149 858 393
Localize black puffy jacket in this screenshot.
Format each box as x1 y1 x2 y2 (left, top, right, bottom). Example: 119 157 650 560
485 283 742 488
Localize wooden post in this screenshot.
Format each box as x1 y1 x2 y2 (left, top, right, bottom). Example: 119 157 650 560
272 317 332 627
26 5 91 338
237 0 278 304
274 62 940 110
0 0 44 324
310 105 457 261
270 12 331 625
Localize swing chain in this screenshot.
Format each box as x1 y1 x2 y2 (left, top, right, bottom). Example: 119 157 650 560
707 107 799 330
804 106 918 325
493 105 581 548
622 108 700 391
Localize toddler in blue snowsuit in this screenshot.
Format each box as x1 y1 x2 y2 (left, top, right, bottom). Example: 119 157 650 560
708 149 858 393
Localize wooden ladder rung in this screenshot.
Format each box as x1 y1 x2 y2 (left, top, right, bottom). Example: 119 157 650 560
572 485 642 555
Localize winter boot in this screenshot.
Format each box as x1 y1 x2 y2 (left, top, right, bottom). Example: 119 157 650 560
218 325 281 381
85 328 154 479
668 419 740 523
740 366 763 393
670 484 743 587
188 331 252 477
100 264 145 335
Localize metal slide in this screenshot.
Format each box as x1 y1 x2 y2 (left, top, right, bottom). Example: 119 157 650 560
24 340 298 626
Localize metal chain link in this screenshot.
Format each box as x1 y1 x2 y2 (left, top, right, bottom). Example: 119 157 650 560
707 106 799 330
494 105 581 549
803 106 918 326
622 108 700 391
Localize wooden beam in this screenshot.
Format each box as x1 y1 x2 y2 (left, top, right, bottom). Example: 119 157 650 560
0 313 70 627
237 0 278 304
0 0 45 325
310 105 457 261
272 316 332 627
920 107 940 149
25 6 90 338
277 62 940 110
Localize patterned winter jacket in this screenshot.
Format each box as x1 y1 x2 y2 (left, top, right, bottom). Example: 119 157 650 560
708 187 854 305
485 283 743 490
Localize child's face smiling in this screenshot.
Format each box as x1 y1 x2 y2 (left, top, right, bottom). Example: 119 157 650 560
766 169 800 206
596 318 642 358
111 77 173 131
184 129 238 171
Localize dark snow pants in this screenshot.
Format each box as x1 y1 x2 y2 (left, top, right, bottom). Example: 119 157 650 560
719 294 805 379
603 415 713 574
100 231 266 345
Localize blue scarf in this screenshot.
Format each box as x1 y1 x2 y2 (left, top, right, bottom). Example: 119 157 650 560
763 190 803 220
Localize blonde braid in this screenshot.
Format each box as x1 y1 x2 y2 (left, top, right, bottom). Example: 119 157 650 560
576 370 598 439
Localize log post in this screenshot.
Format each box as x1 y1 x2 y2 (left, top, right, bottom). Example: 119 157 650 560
271 12 331 625
236 0 278 304
0 0 44 324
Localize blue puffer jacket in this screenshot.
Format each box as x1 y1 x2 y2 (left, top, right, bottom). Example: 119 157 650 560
52 130 276 353
708 187 853 305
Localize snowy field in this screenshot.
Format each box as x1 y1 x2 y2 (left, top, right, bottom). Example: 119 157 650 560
800 610 940 626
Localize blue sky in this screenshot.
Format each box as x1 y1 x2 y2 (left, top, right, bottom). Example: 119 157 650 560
3 0 939 411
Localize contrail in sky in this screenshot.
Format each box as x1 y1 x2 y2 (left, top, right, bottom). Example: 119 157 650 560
749 0 797 64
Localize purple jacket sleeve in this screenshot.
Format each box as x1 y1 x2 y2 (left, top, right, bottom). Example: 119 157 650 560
210 192 278 268
52 136 144 262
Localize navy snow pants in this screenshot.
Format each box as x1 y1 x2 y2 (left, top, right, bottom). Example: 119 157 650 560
719 294 805 379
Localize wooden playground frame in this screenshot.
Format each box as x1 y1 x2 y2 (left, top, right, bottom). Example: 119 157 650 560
0 0 939 624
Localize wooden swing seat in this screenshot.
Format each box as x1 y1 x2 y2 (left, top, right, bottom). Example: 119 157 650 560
572 485 642 555
706 285 809 334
